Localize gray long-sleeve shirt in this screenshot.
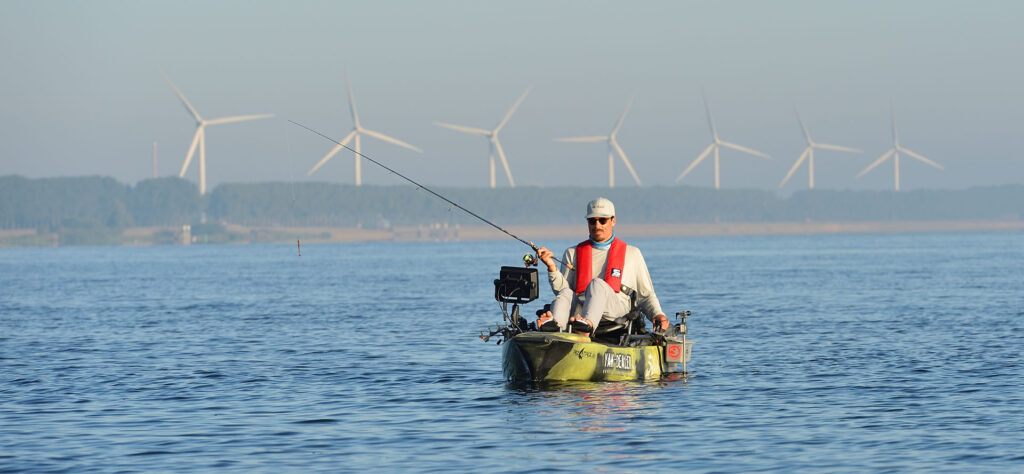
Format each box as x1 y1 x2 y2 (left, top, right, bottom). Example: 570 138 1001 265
547 242 664 321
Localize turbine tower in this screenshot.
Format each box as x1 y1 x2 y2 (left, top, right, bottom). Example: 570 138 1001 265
856 109 943 191
676 95 770 189
554 99 643 188
435 88 531 188
161 71 273 195
307 75 422 186
780 108 862 189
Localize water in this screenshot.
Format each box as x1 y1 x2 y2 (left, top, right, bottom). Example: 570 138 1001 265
2 232 1022 472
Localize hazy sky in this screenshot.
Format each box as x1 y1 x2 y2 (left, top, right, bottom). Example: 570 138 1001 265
1 1 1021 192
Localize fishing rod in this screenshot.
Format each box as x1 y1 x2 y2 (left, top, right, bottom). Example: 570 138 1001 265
288 120 574 270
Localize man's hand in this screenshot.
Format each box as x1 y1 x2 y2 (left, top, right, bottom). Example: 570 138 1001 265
536 246 558 272
653 314 669 332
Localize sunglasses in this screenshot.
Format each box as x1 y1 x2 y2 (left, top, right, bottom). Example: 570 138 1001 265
587 217 610 225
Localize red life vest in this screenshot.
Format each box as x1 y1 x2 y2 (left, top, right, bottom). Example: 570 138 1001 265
574 238 627 294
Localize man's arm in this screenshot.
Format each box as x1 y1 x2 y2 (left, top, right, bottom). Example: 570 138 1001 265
537 246 574 294
631 248 668 330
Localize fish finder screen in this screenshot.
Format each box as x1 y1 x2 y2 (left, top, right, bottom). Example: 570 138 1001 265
494 266 539 304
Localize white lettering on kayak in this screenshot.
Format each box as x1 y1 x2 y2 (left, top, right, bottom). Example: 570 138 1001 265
604 353 633 370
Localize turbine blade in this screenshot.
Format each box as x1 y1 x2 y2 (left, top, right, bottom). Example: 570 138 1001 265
553 136 608 143
179 127 202 177
492 138 515 187
346 74 360 128
899 147 944 170
814 143 863 153
434 122 491 136
307 130 356 175
611 138 642 186
495 87 531 132
779 147 810 188
719 141 771 159
361 128 423 153
795 106 812 144
890 103 898 145
702 93 718 139
611 98 633 136
206 114 274 126
159 69 203 122
856 148 895 178
676 143 714 182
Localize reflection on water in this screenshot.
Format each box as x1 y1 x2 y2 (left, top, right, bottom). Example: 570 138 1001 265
507 375 690 433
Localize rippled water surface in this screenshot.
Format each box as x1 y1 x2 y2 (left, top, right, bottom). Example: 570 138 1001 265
2 232 1023 471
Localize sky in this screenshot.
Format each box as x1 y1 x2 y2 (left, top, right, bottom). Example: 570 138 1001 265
1 0 1022 193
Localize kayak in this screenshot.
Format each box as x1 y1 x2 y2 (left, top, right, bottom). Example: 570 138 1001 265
502 331 692 382
483 264 693 382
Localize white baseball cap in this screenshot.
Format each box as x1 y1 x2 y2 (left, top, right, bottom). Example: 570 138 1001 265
585 197 615 219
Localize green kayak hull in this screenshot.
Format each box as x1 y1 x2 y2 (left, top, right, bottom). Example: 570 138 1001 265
502 332 692 382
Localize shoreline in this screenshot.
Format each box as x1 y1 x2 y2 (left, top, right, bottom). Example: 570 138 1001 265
455 220 1024 240
5 220 1021 247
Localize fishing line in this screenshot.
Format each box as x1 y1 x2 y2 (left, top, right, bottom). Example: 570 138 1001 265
288 119 573 269
284 121 297 204
283 120 300 256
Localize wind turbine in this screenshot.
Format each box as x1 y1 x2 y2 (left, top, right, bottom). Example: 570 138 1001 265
554 99 643 188
161 71 273 195
307 76 422 186
780 108 862 189
856 109 943 191
676 95 770 189
434 88 531 188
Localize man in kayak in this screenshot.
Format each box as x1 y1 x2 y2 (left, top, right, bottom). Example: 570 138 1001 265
535 197 669 336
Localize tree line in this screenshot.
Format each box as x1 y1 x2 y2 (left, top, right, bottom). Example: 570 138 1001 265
1 175 1021 237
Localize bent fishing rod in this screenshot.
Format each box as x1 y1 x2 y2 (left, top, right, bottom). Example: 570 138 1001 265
288 120 573 270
